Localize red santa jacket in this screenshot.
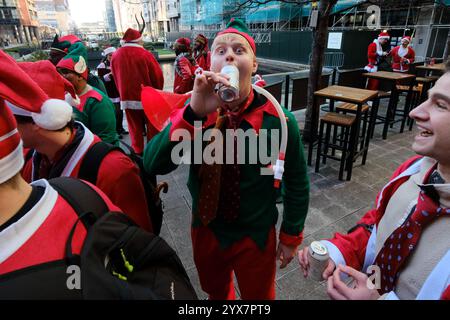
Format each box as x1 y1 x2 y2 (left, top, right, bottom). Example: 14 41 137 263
322 156 450 300
0 179 120 275
364 40 384 72
390 45 415 72
194 50 211 71
111 43 164 110
174 53 196 94
21 122 152 232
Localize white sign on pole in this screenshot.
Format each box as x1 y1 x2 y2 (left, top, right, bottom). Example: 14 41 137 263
327 32 343 50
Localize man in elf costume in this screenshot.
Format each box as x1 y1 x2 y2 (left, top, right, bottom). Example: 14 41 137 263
390 36 415 73
193 34 211 71
7 60 152 232
299 66 450 300
49 34 107 94
0 51 122 294
111 27 164 155
143 18 309 300
56 42 119 146
365 31 390 90
173 37 197 94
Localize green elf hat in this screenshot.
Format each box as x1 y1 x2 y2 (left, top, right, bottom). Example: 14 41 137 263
56 42 89 80
217 18 255 53
50 34 82 54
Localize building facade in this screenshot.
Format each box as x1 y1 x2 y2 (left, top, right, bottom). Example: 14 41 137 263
104 0 116 32
35 0 71 36
173 0 450 63
78 21 106 37
111 0 144 33
167 0 180 32
143 0 169 40
0 0 41 46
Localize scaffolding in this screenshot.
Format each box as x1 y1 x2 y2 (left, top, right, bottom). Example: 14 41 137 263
179 0 450 32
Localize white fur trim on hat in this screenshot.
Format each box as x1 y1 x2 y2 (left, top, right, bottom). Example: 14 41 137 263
121 36 142 46
0 141 24 184
65 92 80 107
31 99 73 130
130 36 142 43
102 47 116 56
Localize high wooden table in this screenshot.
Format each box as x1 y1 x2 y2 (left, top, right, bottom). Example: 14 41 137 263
363 71 416 139
416 63 445 73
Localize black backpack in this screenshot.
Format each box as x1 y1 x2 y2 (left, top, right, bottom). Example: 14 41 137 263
78 140 168 235
0 177 197 300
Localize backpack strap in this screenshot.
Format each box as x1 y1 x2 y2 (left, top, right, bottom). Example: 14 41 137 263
49 177 110 266
49 177 108 226
78 141 122 185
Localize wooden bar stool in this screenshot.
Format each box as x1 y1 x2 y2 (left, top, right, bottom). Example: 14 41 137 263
335 102 370 154
315 112 356 181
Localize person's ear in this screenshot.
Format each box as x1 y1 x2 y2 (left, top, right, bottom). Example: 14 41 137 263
252 56 258 74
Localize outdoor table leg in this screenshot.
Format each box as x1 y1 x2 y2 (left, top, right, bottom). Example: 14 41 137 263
419 81 431 104
363 98 379 164
307 94 319 166
382 80 398 140
369 97 380 139
400 81 414 133
345 103 362 181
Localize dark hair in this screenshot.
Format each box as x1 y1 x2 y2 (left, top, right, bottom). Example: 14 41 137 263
14 115 74 131
14 115 34 124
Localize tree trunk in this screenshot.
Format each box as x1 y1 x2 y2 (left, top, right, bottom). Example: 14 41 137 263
303 0 337 142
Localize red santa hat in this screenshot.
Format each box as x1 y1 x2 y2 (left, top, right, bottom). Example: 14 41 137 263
401 36 411 44
1 51 73 132
121 28 142 45
174 37 191 51
378 31 390 40
0 50 71 183
217 18 256 53
0 104 23 184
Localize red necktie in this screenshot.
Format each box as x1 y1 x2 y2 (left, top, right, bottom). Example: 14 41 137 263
197 91 254 225
197 109 227 226
374 168 450 294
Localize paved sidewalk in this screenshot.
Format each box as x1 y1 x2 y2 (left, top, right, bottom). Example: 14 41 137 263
152 101 418 300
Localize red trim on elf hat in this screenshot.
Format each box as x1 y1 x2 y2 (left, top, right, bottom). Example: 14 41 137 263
217 18 256 53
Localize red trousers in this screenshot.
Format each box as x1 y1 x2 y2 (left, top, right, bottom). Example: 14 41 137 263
367 78 380 90
125 109 158 154
191 225 276 300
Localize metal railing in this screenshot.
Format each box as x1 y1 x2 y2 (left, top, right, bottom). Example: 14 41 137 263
309 51 345 68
